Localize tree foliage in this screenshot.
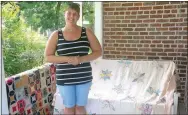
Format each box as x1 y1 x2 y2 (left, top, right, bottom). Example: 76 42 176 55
2 2 46 77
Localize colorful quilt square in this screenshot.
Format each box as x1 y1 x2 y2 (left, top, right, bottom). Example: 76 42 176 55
9 102 18 114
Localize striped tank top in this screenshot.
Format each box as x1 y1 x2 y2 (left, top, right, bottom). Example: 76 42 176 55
55 27 93 85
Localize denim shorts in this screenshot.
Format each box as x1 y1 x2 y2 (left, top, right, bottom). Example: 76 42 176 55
56 81 92 108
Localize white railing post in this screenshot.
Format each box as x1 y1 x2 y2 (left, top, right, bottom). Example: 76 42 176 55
1 56 9 114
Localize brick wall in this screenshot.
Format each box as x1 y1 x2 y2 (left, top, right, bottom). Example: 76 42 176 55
103 1 187 103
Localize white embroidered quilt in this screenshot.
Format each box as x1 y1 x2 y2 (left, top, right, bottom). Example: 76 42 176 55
53 59 177 114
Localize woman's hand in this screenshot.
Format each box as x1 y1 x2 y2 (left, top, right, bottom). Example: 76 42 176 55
68 56 81 66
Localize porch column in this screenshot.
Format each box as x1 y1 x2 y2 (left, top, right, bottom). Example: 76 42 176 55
94 2 103 46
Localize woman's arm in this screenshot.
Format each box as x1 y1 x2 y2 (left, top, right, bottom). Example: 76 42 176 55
79 28 102 63
44 31 70 63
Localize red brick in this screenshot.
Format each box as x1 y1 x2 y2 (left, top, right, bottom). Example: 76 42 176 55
131 20 142 23
125 16 137 19
152 48 163 52
134 3 143 6
114 12 119 15
116 47 127 51
164 49 174 52
128 7 139 10
116 16 125 19
110 51 120 54
135 28 146 31
158 53 167 56
103 3 109 7
150 15 162 18
171 9 178 13
128 32 139 35
163 14 176 18
116 8 126 11
164 10 170 13
156 19 169 22
177 14 188 18
140 32 148 35
103 55 115 58
137 24 149 27
145 52 157 56
162 40 174 43
104 47 115 50
156 28 168 31
169 27 182 31
183 27 187 31
122 20 130 23
137 15 150 19
170 18 183 22
110 2 122 7
127 48 138 51
108 12 114 15
104 16 116 19
150 11 156 14
164 5 176 9
139 48 151 51
116 32 126 35
133 52 144 55
110 20 121 23
150 32 161 35
105 39 115 43
161 57 174 60
143 2 155 6
157 10 163 14
131 11 137 15
156 2 170 5
140 6 152 10
144 11 150 14
153 6 163 9
122 3 133 6
148 57 160 60
116 24 127 27
128 40 139 43
104 8 115 11
116 40 128 43
105 24 115 27
152 40 161 43
143 19 155 23
140 40 151 43
138 11 143 14
163 32 175 35
163 23 175 27
136 56 147 59
119 12 125 15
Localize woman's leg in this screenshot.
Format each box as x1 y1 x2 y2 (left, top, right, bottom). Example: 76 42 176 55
75 82 92 115
56 84 76 114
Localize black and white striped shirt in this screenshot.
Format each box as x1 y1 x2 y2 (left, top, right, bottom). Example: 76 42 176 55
55 27 92 85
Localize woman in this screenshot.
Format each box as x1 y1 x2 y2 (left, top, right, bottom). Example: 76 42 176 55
44 3 102 115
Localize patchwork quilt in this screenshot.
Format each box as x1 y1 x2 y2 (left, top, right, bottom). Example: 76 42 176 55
5 64 56 115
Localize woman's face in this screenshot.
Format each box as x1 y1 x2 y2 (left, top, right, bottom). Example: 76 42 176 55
65 8 80 25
